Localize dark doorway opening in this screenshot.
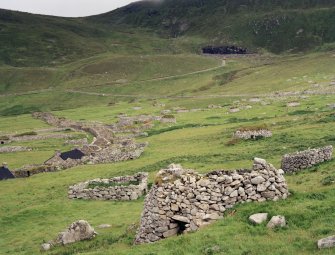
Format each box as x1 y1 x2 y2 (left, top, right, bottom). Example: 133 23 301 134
175 220 187 235
27 171 30 177
1 141 4 144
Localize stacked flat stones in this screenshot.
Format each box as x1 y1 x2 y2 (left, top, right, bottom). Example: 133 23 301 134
234 129 272 140
68 172 148 201
281 146 333 173
0 146 31 153
135 158 289 244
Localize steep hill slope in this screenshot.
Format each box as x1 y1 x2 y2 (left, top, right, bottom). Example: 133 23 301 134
1 0 335 67
0 9 179 67
0 9 108 66
92 0 335 53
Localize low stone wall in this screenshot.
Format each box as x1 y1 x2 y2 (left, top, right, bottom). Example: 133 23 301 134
135 158 288 244
68 172 148 201
65 138 88 146
0 146 32 153
281 146 333 173
13 164 59 178
234 129 272 140
10 133 74 142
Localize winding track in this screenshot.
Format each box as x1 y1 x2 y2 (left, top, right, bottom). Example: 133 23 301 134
1 58 334 99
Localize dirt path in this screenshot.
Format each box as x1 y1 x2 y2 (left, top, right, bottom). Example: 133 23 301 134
74 59 226 90
65 89 335 100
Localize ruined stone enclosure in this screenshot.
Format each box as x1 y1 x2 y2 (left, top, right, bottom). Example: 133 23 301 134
234 128 272 140
68 172 148 201
135 158 289 244
281 146 333 173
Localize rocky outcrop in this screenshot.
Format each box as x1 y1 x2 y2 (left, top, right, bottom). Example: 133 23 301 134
68 172 148 201
281 146 333 173
56 220 97 245
234 129 272 140
41 220 97 250
135 158 289 244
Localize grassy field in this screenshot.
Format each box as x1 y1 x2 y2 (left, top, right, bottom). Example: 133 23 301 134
0 62 335 254
1 2 335 254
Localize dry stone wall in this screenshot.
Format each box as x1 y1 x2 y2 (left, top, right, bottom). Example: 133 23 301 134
0 146 32 153
12 112 148 178
13 164 60 178
68 172 148 201
135 158 289 244
281 146 333 173
234 129 272 140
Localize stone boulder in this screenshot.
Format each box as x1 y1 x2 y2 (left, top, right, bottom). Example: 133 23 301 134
317 236 335 249
56 220 97 245
267 215 286 229
40 243 51 251
249 213 268 224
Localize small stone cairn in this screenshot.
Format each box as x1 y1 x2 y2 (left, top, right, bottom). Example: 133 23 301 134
68 172 148 201
281 146 333 173
134 158 289 244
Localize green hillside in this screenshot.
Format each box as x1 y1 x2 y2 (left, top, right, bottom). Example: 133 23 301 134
0 2 335 254
92 0 335 53
1 0 335 67
0 9 182 67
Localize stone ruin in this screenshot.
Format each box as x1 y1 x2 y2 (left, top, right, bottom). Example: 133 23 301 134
13 112 148 178
44 149 87 168
202 45 247 55
14 164 62 178
68 172 148 201
111 114 177 134
281 145 333 173
135 158 289 244
234 129 272 140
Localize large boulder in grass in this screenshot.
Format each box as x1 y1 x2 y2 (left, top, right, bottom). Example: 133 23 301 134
56 220 97 245
249 213 268 225
266 215 286 229
317 236 335 249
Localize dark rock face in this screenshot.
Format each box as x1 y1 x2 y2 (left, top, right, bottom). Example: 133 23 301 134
202 46 247 55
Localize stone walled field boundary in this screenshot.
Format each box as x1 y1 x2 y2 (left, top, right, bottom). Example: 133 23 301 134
234 129 272 140
68 172 148 201
0 146 32 153
281 146 333 173
135 158 289 244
